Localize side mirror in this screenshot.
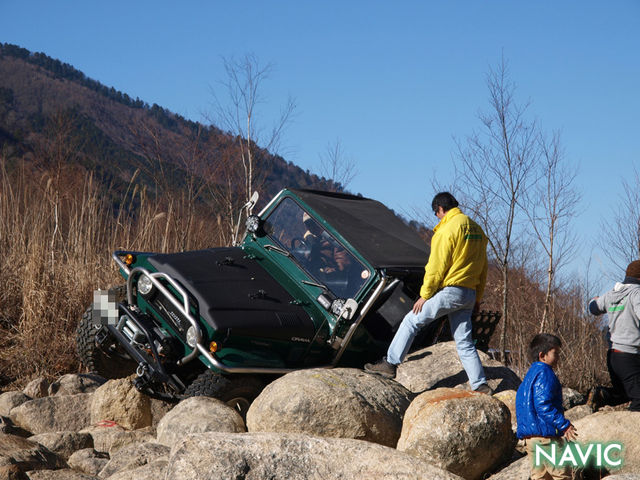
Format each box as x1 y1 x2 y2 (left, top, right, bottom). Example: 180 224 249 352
340 298 358 321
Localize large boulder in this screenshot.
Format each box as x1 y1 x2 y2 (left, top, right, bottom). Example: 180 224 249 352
48 374 106 396
27 432 93 460
574 411 640 475
396 342 521 394
9 394 92 435
166 432 463 480
397 388 514 480
98 441 169 478
247 368 413 447
90 378 151 430
0 433 65 473
493 390 517 430
156 396 244 448
0 392 30 417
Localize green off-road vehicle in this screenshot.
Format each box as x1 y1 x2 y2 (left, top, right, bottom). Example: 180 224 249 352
77 188 498 415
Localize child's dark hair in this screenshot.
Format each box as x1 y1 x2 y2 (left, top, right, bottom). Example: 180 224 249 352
529 333 562 363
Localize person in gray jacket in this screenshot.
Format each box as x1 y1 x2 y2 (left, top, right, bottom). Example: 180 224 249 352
588 260 640 411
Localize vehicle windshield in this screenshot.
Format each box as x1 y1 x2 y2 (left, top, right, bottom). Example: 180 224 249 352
263 197 370 299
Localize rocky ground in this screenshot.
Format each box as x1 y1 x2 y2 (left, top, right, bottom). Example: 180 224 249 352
1 341 639 480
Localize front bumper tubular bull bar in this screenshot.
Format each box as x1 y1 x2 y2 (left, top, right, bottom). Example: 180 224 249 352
113 251 388 375
107 305 184 393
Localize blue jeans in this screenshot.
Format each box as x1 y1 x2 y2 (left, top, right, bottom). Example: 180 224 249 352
386 286 487 390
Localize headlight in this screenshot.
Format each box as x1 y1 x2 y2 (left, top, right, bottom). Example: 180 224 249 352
138 274 153 295
186 326 198 348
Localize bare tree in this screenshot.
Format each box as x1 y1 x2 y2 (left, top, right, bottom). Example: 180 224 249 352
318 138 357 192
525 131 580 332
454 57 539 356
208 54 296 245
599 165 640 274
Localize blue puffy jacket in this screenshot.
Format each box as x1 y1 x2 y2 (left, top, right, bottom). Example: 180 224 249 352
515 361 570 438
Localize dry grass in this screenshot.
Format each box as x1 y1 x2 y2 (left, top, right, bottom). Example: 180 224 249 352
0 156 609 394
0 158 221 388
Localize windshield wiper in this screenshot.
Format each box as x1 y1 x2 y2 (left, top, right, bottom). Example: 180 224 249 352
301 279 327 290
264 244 292 257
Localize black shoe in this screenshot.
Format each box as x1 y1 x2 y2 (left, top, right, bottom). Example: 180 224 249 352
364 358 397 379
474 384 494 395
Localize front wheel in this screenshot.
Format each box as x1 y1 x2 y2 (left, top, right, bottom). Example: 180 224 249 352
184 369 265 419
76 287 136 379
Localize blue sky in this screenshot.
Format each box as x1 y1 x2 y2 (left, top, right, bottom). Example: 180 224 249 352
2 1 639 290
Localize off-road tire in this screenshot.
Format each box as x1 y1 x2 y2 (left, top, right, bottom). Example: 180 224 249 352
76 286 136 379
184 369 265 419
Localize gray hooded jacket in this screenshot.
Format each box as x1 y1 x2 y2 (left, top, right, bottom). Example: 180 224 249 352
589 278 640 354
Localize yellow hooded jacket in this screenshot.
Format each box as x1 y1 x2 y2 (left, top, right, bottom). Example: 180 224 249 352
419 207 488 302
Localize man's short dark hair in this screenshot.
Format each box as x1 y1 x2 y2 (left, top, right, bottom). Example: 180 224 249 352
431 192 459 213
529 333 562 363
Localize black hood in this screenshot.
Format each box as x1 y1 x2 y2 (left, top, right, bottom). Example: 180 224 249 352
147 248 315 342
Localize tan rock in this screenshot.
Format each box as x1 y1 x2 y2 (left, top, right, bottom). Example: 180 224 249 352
27 432 93 460
89 378 151 430
397 388 514 480
156 397 244 448
9 394 92 435
574 411 640 475
396 341 521 394
166 432 463 480
246 368 413 447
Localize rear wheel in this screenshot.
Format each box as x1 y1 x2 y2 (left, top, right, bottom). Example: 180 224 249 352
184 369 265 419
76 286 137 379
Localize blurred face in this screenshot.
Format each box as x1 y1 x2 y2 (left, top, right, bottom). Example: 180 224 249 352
539 346 561 369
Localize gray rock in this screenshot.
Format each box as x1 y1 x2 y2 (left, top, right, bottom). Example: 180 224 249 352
67 449 109 477
247 368 413 447
48 374 106 396
98 442 169 479
0 433 65 473
9 394 92 435
23 379 49 399
25 470 97 480
0 392 30 417
90 378 151 431
602 475 640 479
564 404 594 423
166 432 463 480
574 411 640 475
396 341 521 394
562 387 585 410
397 387 514 480
101 460 167 480
156 396 244 448
27 432 93 460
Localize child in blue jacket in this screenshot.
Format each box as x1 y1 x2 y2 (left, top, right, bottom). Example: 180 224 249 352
516 333 578 480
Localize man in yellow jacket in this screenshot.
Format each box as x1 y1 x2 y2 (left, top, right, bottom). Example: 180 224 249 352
365 192 491 393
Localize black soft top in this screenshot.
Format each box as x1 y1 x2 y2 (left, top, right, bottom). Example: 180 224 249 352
290 189 429 271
